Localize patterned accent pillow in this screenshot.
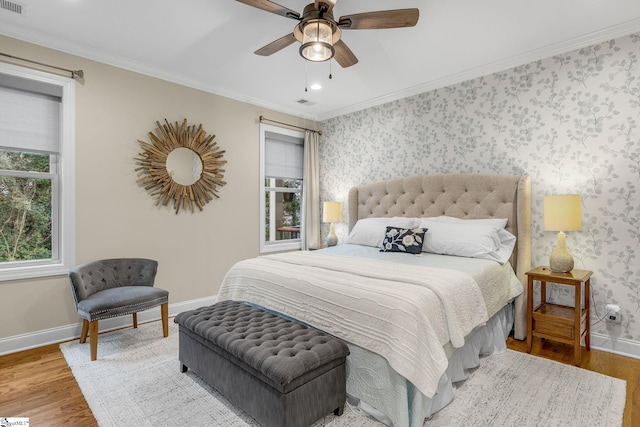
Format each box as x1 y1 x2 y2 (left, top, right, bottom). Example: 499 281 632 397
380 227 427 254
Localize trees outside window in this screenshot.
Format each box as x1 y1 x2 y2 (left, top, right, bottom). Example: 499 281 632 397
264 178 302 242
0 150 53 262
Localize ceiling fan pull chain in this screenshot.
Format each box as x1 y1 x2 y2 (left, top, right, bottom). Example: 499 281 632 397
305 60 308 92
329 59 333 80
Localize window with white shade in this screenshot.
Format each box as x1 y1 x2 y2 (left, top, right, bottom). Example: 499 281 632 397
0 63 75 280
260 124 304 253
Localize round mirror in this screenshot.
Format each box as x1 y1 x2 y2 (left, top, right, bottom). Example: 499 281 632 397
166 147 203 186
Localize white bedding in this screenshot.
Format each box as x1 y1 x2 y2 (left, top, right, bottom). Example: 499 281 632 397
217 246 522 398
323 244 523 322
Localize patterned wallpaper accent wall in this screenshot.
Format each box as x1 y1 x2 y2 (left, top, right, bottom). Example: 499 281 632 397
319 32 640 345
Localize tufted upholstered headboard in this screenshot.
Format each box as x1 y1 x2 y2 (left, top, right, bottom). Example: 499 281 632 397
348 173 531 340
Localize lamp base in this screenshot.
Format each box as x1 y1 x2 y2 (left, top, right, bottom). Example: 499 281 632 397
326 223 338 247
549 231 574 273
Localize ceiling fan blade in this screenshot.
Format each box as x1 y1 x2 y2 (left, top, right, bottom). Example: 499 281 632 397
333 39 358 68
338 8 419 30
254 33 297 56
236 0 300 20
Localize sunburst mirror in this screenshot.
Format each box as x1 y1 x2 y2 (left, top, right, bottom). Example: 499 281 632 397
135 119 227 214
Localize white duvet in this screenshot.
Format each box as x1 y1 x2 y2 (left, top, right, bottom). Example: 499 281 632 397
217 251 489 397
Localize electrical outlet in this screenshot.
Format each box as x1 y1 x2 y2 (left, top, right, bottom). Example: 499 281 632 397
608 312 621 323
606 304 622 324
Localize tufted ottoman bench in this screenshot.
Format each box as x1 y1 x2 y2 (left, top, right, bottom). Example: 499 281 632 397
174 300 350 427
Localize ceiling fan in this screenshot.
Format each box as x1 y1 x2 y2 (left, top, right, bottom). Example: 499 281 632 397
237 0 419 68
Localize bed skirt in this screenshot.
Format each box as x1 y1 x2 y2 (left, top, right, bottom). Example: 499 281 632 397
345 302 514 427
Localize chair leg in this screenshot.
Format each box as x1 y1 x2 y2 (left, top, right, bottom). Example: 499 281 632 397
161 303 169 337
132 312 138 329
89 320 99 361
79 319 89 344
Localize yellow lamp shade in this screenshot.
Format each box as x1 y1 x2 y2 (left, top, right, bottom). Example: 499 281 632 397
544 195 582 232
322 201 341 223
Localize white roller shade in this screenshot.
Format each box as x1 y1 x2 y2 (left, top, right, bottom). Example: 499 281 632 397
0 84 61 154
265 132 303 180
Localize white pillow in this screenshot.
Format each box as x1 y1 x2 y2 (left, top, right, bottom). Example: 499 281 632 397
417 218 516 264
429 215 508 228
346 217 419 248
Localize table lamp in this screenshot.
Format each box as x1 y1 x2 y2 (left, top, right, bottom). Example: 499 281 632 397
544 194 582 272
323 201 341 246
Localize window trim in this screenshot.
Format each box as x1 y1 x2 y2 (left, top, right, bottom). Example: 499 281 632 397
259 123 304 254
0 62 75 281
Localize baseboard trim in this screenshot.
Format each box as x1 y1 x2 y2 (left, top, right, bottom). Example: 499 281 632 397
0 296 217 356
590 331 640 360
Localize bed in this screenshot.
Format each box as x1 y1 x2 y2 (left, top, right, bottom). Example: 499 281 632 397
217 173 531 427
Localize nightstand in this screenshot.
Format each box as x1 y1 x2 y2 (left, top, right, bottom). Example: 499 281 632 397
525 266 593 365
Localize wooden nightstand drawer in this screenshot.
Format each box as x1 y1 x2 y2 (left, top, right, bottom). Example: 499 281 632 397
532 316 575 341
532 302 588 341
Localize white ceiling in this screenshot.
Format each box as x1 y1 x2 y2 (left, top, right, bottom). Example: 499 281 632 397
1 0 640 121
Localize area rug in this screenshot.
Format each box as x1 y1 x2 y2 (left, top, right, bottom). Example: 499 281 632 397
60 322 626 427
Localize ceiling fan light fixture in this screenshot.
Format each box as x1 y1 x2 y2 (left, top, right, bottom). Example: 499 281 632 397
241 1 419 69
300 19 335 62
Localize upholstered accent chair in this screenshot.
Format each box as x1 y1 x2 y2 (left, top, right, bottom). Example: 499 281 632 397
68 258 169 361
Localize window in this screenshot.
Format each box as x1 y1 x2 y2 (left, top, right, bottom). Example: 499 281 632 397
260 124 304 253
0 63 75 280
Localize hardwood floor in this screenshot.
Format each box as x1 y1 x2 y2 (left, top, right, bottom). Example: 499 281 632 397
0 334 638 426
0 342 97 427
